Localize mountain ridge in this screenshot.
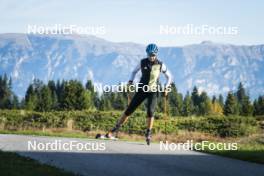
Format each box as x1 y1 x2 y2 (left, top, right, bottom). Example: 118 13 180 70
0 33 263 99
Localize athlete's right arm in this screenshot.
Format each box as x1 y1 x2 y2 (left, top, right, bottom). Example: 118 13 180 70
129 63 141 83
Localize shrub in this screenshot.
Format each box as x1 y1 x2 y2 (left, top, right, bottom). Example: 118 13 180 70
0 110 259 137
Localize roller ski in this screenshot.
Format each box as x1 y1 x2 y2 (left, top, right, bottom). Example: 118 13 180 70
95 123 120 140
145 129 152 145
95 133 118 140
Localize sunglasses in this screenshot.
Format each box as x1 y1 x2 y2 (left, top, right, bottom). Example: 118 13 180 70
149 53 157 57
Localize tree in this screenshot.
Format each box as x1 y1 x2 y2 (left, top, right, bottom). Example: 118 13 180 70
253 95 264 116
48 80 58 109
236 82 246 104
191 86 200 115
240 95 253 116
198 92 212 116
111 92 124 110
36 85 52 112
56 80 66 109
25 84 37 110
11 95 20 109
85 80 97 109
235 82 253 116
82 90 92 109
224 92 238 116
0 74 13 109
218 94 224 108
85 80 95 92
168 83 183 116
191 86 199 106
211 95 223 115
182 91 193 116
212 95 217 104
61 80 90 110
211 101 223 115
99 92 112 110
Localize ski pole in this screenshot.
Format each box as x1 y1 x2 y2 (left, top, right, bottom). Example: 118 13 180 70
127 87 131 105
127 83 132 135
164 92 168 141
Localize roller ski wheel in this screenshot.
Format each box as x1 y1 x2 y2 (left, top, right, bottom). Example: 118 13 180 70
95 133 118 140
145 129 152 145
146 138 151 145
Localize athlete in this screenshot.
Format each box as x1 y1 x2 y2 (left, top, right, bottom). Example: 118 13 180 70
97 43 172 145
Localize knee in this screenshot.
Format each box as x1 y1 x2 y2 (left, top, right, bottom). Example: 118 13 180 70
147 111 154 118
124 109 132 116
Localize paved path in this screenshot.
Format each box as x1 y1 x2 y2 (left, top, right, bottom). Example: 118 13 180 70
0 134 263 176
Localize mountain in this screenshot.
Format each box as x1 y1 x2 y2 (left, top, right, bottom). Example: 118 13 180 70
0 33 264 99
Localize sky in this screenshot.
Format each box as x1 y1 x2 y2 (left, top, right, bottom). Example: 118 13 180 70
0 0 263 46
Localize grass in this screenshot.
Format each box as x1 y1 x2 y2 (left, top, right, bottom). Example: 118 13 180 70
0 128 221 144
0 150 75 176
0 128 89 139
0 128 151 144
197 134 264 164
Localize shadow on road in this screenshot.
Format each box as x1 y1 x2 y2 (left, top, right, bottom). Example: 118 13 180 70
16 151 264 176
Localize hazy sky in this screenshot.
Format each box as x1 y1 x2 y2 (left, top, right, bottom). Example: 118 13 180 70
0 0 263 46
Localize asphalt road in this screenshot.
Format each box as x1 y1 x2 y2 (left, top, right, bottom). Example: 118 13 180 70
0 134 263 176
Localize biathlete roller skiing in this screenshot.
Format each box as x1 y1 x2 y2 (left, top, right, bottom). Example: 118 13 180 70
95 43 172 145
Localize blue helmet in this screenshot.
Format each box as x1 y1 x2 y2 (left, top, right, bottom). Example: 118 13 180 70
146 43 158 55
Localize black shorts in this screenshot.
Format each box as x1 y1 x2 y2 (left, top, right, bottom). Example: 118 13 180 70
124 90 158 117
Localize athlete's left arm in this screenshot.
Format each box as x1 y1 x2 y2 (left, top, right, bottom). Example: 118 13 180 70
129 63 141 83
161 63 173 88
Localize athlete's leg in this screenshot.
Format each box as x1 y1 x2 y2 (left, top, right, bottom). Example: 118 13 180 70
146 117 154 130
107 91 147 136
107 112 128 136
145 92 158 139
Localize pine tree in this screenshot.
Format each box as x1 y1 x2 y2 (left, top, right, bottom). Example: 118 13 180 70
25 84 37 110
258 96 264 115
191 86 200 106
0 74 13 109
182 91 193 116
93 93 101 110
240 95 253 116
253 95 264 115
36 85 52 112
85 80 95 92
168 83 183 116
224 92 238 116
56 80 66 109
100 92 112 110
11 95 20 109
82 90 92 109
48 80 58 109
198 92 212 116
212 95 217 104
235 83 253 116
236 82 246 104
61 80 90 110
218 94 224 108
85 80 97 109
191 86 200 115
112 92 126 110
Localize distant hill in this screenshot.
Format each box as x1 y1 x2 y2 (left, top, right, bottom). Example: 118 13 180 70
0 33 263 98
